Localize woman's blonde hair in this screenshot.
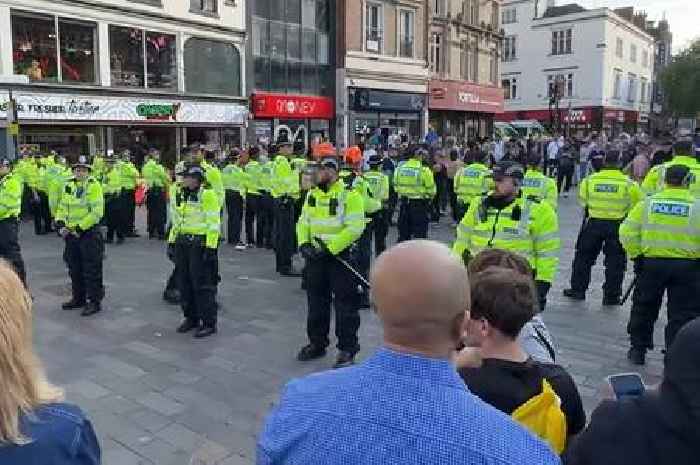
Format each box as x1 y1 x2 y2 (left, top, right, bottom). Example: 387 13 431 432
0 261 63 445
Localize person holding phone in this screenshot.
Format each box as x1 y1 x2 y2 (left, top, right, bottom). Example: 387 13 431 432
564 317 700 465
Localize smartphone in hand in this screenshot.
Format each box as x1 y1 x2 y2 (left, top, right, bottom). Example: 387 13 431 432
606 373 645 400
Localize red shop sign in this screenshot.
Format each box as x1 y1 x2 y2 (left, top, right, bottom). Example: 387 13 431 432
251 93 335 119
429 80 504 114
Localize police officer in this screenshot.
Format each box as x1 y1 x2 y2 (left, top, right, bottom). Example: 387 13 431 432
222 149 247 249
34 152 53 235
363 154 390 256
163 163 187 304
394 147 436 241
169 164 220 338
522 153 558 211
244 147 264 247
55 156 105 317
296 156 365 368
620 165 700 365
0 158 26 286
642 140 699 197
119 150 140 237
202 151 225 211
102 153 127 244
271 139 300 276
453 149 492 221
142 148 170 239
258 150 274 248
563 150 643 305
453 161 560 311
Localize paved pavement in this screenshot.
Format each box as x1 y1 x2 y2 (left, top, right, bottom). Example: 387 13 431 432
24 194 666 465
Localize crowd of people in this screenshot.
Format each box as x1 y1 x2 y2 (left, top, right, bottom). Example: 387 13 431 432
0 124 698 463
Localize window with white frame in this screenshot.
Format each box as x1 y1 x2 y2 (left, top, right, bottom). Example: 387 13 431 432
616 37 623 58
640 77 648 103
399 9 415 58
434 0 446 16
502 36 516 61
502 77 517 100
365 2 382 54
502 7 516 24
190 0 217 14
613 70 622 99
630 43 637 63
627 73 637 102
430 32 443 73
547 73 573 98
642 49 648 67
551 29 572 55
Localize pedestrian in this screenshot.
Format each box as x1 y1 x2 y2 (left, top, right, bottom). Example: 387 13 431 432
564 317 700 465
222 149 247 249
102 153 127 244
55 156 105 317
522 153 558 211
563 150 643 305
258 241 559 465
453 160 559 311
169 164 220 338
0 261 101 465
243 147 262 247
556 145 575 197
141 148 169 239
394 147 436 241
382 147 398 224
118 150 140 237
162 163 187 305
271 139 300 276
458 266 586 453
258 150 275 249
33 152 53 235
0 158 27 286
546 136 560 177
363 154 390 257
296 156 365 368
620 164 700 365
431 148 448 222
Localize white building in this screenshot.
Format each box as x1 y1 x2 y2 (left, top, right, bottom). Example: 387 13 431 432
498 0 654 136
0 0 247 165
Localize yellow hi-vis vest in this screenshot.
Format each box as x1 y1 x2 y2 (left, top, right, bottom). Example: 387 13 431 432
454 163 492 205
522 169 558 211
393 159 436 200
168 186 220 249
55 176 104 231
0 173 22 220
579 169 643 220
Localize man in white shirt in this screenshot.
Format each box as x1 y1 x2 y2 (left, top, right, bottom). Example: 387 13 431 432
546 136 560 176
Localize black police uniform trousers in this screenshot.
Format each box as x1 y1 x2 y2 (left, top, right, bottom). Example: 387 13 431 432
258 191 274 248
104 194 126 242
244 193 259 245
628 258 700 350
225 190 244 244
0 217 26 286
33 191 52 234
273 196 296 272
175 236 218 329
305 250 361 353
146 186 166 238
570 218 626 299
397 198 429 242
122 188 136 234
63 228 104 304
368 209 388 257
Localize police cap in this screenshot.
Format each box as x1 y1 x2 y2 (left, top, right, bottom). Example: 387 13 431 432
320 157 339 171
183 164 205 179
492 161 525 181
72 156 91 170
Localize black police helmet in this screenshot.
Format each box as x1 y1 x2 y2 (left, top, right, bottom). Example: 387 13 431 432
492 161 525 181
665 164 692 186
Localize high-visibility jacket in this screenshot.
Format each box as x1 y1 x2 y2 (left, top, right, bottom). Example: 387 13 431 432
453 195 560 283
393 159 436 200
259 160 273 193
342 171 381 215
168 185 220 249
363 169 390 206
141 159 169 189
641 155 699 197
454 163 493 205
522 169 558 211
0 173 22 220
270 155 300 199
119 161 140 190
38 156 56 193
91 156 106 179
296 179 365 255
221 163 246 195
201 161 224 208
244 160 264 195
579 169 643 220
291 157 307 172
14 158 38 189
47 164 72 216
55 176 104 231
102 167 123 196
619 187 700 259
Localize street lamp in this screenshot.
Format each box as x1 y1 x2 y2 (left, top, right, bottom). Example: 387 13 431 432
0 75 29 161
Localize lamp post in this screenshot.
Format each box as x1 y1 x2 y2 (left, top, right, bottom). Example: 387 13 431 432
0 75 29 161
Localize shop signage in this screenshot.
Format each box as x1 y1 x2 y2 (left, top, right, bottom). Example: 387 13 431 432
0 91 247 124
251 93 334 119
563 109 593 123
429 80 504 114
352 89 425 113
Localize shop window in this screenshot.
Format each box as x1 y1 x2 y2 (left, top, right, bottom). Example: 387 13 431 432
110 26 176 90
184 38 241 96
12 12 97 84
399 9 415 58
146 32 176 90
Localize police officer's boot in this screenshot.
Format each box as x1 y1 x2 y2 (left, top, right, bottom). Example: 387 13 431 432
297 344 326 361
61 299 86 310
627 347 646 365
602 295 622 306
163 288 180 305
333 350 356 369
563 288 585 300
81 300 102 317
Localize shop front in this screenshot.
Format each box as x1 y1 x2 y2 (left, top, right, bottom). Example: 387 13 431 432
348 88 426 148
250 93 334 151
602 109 640 138
0 90 247 167
428 80 504 142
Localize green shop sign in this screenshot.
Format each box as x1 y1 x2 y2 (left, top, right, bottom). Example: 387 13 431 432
136 103 180 120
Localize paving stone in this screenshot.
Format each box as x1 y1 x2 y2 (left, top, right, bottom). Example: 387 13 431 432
136 391 186 416
65 379 111 400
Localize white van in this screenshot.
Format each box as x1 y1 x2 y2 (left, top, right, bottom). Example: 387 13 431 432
509 120 550 139
494 122 519 141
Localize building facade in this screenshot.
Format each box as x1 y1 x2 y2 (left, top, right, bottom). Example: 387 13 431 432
427 0 504 142
646 17 673 135
335 0 429 149
498 1 654 137
246 0 335 150
0 0 247 166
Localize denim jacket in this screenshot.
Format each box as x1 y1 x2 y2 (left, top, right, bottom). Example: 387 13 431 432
0 403 100 465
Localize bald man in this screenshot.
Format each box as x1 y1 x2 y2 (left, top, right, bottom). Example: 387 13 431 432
257 241 558 465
